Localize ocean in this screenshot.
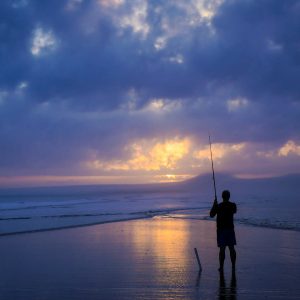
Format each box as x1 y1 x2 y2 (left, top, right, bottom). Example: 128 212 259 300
1 175 299 235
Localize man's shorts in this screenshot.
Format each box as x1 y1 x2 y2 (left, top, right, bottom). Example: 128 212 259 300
217 228 236 247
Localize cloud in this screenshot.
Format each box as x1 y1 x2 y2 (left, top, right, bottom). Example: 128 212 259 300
87 137 191 171
118 0 150 38
194 143 245 160
31 27 58 56
0 0 299 184
226 97 249 112
278 141 300 157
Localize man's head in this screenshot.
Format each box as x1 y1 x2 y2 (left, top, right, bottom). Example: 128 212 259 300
222 190 230 201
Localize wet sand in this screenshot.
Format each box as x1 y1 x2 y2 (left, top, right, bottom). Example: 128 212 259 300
0 218 300 299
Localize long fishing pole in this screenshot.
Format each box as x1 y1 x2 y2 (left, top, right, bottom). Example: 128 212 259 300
193 136 217 270
209 135 217 201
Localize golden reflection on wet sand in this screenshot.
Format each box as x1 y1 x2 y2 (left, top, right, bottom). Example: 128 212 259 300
130 217 192 286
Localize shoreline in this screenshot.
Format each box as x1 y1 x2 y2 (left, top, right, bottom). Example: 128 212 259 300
0 215 152 237
1 213 300 237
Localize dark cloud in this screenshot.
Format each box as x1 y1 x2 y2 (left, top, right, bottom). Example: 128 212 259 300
0 0 299 179
209 0 300 101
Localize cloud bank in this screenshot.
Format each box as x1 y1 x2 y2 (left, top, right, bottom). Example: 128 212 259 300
0 0 299 185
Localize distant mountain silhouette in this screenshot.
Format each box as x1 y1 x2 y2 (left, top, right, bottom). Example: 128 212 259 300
178 173 300 197
0 173 299 198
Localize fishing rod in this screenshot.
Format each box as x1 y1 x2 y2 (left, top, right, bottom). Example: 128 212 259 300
194 136 217 271
209 135 217 201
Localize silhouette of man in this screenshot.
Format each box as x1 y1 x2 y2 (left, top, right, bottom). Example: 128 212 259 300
210 190 237 272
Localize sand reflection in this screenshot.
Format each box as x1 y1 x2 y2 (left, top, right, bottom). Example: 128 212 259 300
131 217 192 285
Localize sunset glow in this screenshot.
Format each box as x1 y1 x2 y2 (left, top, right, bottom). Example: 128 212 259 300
88 138 191 172
0 0 299 187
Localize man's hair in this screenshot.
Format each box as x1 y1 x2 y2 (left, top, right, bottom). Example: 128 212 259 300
222 190 230 200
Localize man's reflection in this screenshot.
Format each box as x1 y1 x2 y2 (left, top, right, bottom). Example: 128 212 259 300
219 271 237 300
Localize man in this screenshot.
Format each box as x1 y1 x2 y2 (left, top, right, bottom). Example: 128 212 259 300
210 190 237 272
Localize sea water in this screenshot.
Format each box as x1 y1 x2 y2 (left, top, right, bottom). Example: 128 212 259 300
0 184 299 235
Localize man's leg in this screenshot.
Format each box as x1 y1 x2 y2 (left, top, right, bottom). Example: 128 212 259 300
229 246 236 271
219 246 226 271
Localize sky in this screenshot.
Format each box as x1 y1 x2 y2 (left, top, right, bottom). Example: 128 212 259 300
0 0 300 187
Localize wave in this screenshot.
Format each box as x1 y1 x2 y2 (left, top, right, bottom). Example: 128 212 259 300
0 207 206 236
1 206 299 237
164 211 300 232
236 217 300 232
0 199 112 211
1 186 299 236
0 215 150 237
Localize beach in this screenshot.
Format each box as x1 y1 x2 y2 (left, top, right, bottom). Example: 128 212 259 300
1 1 299 299
0 217 300 300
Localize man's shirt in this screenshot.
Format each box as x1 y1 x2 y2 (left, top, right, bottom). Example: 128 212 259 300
210 201 237 229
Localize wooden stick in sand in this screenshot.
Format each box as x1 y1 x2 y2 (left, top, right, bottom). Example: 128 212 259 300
194 248 202 272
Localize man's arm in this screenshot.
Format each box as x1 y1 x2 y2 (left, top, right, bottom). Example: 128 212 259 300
210 199 218 217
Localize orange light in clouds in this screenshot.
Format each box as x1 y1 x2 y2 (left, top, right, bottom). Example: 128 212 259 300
278 140 300 156
89 138 191 171
193 142 245 160
153 174 194 183
4 140 298 187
